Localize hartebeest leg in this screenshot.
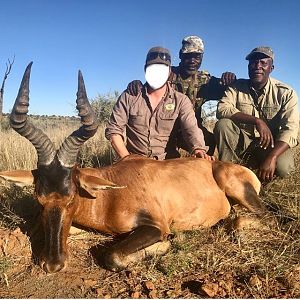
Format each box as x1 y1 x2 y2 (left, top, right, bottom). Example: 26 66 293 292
227 182 278 230
103 225 170 271
229 182 266 213
213 162 278 230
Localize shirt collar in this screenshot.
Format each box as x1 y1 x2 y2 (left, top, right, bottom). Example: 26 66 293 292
249 77 271 95
143 82 172 101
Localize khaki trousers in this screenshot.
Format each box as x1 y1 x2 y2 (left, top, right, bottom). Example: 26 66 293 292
214 118 295 178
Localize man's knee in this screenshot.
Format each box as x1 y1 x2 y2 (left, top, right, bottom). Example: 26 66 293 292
200 126 215 156
276 155 295 178
214 118 235 136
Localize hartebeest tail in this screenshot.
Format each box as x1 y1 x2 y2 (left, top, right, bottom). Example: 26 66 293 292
0 63 274 274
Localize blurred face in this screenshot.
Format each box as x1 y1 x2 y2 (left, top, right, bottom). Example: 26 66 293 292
180 52 203 76
248 53 274 89
145 64 170 90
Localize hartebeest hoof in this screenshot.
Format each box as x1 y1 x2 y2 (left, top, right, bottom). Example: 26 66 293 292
104 241 171 272
232 216 263 231
232 213 278 232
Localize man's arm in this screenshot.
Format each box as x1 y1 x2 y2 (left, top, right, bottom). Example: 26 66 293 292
217 85 274 149
276 88 299 148
199 72 236 100
231 112 288 181
178 95 214 160
258 88 299 181
105 93 130 159
110 134 130 159
126 80 143 96
231 112 274 149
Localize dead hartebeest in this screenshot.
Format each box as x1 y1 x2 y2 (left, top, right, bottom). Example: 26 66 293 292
0 63 270 273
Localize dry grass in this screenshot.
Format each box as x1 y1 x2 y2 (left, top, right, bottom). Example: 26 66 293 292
0 117 299 298
0 117 111 171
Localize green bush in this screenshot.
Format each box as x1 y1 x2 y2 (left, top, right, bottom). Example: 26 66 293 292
0 116 10 131
90 91 119 123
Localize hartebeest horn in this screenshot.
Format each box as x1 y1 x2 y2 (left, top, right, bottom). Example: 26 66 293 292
10 62 56 166
57 70 99 167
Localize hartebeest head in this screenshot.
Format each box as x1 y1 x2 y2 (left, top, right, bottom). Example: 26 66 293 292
9 62 99 272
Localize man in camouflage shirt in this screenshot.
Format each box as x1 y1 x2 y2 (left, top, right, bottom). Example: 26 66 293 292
127 36 236 155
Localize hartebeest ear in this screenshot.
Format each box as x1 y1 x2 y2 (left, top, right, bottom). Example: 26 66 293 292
78 173 126 198
0 170 34 187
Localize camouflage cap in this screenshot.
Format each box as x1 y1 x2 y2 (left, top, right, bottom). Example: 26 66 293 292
181 36 204 54
245 46 274 60
145 46 171 67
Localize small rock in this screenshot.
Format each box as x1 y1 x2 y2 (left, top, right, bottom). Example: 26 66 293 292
130 291 140 298
145 281 155 290
284 265 300 291
103 293 111 299
96 288 103 297
83 279 97 288
201 282 219 297
149 290 157 298
249 275 262 289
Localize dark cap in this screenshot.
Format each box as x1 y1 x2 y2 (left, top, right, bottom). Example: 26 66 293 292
245 46 274 60
145 46 171 67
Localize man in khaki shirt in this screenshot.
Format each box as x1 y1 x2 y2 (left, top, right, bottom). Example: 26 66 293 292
214 46 299 181
105 46 213 161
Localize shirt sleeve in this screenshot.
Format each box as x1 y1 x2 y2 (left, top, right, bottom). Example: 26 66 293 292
178 95 208 153
105 92 129 141
276 89 299 148
216 86 241 119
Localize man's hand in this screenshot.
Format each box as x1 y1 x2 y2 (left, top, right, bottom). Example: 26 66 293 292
257 141 289 182
192 149 215 161
220 72 236 85
255 118 274 149
126 80 143 96
257 155 277 182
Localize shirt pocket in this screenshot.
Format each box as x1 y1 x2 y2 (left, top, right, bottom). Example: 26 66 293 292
158 112 179 134
261 105 281 120
128 114 147 131
236 102 254 131
236 102 253 115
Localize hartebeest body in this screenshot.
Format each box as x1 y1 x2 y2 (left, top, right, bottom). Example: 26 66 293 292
0 63 269 273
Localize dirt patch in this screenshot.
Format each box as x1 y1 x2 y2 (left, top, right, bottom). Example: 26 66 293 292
0 223 299 298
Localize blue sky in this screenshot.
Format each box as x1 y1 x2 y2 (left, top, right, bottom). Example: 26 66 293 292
1 0 299 116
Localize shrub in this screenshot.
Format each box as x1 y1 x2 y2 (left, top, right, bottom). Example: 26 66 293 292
90 91 119 123
0 116 10 131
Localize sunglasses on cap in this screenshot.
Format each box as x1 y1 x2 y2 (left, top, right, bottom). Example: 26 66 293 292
146 52 171 63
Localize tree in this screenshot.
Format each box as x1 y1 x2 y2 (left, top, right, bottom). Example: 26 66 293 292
0 56 15 119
